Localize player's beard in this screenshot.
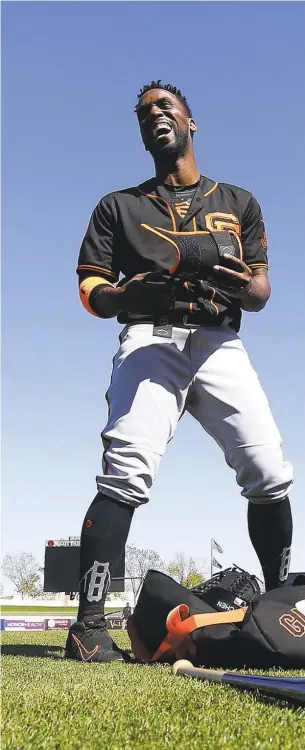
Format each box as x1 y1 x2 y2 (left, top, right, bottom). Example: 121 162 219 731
148 127 189 160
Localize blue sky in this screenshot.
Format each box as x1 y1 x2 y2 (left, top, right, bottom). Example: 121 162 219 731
2 1 305 592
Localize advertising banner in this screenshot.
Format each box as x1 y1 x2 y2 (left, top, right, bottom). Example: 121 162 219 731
2 615 77 631
46 618 72 630
25 620 45 631
106 617 123 629
5 619 26 631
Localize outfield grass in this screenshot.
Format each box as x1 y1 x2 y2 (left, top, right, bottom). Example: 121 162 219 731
0 606 121 615
1 630 304 750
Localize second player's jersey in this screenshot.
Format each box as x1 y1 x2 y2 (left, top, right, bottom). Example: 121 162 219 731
77 175 268 331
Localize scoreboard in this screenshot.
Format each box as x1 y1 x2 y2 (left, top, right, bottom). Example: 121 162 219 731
44 539 125 593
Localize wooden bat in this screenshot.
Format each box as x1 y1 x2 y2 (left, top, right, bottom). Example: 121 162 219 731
172 660 305 704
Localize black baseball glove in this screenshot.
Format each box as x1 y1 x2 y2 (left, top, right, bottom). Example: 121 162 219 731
190 565 262 613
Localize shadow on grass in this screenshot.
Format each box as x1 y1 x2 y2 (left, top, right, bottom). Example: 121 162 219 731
1 644 64 659
253 691 305 712
1 644 135 661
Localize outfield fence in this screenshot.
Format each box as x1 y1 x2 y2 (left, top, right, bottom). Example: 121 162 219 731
0 613 124 631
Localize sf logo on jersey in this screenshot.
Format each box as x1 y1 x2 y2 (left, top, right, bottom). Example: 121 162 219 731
205 212 241 235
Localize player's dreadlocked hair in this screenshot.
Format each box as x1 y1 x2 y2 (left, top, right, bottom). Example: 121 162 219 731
135 80 192 118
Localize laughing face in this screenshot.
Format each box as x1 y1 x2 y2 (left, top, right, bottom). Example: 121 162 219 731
136 88 196 158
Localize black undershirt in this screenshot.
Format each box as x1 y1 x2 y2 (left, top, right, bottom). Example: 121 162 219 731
162 181 199 218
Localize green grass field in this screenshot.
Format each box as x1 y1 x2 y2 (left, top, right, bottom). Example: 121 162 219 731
1 631 304 750
0 606 121 615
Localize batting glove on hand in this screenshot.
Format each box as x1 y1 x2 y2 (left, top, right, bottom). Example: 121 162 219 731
120 272 176 315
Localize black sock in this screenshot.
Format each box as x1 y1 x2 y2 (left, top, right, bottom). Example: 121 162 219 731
247 496 292 591
77 493 134 625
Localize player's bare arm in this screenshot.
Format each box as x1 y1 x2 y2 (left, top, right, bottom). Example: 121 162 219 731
239 267 270 312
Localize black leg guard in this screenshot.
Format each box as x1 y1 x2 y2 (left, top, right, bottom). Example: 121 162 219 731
247 496 293 591
77 492 134 626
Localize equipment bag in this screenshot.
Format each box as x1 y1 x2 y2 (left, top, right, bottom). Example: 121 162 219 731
127 569 305 669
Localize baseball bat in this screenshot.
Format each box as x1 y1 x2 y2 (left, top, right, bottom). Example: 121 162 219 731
172 660 305 704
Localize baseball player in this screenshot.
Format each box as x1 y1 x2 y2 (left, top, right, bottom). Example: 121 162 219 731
122 602 132 630
65 81 293 663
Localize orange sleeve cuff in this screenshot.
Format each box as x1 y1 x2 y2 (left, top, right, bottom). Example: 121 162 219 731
79 276 113 316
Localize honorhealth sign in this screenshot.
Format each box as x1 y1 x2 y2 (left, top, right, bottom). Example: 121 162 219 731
5 620 27 631
2 615 77 631
5 618 45 631
25 620 45 631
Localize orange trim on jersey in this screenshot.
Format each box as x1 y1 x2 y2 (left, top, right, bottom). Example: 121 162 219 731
77 264 117 281
79 276 112 316
192 217 197 230
137 189 177 231
137 183 218 223
204 181 218 197
140 224 180 273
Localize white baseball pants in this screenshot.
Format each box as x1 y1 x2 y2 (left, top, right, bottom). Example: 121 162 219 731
96 324 293 506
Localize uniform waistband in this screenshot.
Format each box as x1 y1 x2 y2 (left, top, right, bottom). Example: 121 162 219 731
118 312 237 331
119 315 236 331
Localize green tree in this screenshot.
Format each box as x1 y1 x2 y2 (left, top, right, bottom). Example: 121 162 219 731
166 552 206 589
2 553 42 598
125 545 165 605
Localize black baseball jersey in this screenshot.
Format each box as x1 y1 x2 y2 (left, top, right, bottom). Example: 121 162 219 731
77 175 268 331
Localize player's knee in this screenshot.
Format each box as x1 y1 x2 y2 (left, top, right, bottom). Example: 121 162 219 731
97 438 160 505
240 468 293 503
228 445 293 503
96 474 151 506
245 485 292 504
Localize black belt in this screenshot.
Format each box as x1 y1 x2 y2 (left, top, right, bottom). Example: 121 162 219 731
156 307 233 328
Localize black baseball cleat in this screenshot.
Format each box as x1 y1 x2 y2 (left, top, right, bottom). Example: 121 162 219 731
65 621 125 663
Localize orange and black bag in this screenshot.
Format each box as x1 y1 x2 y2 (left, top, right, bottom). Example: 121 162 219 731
127 570 305 669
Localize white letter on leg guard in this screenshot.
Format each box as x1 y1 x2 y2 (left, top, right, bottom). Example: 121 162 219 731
279 547 291 582
82 561 111 602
